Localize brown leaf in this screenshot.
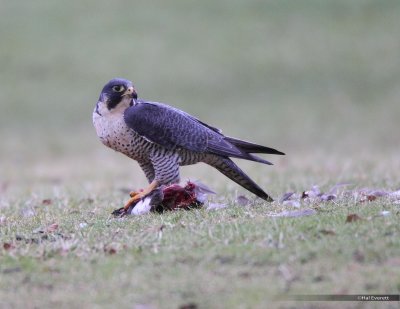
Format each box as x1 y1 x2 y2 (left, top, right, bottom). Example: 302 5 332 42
358 189 389 203
346 214 362 223
359 194 376 203
108 248 117 255
104 246 117 255
3 243 15 250
42 199 53 205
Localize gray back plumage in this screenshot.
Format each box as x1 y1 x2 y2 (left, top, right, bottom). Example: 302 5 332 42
124 101 245 158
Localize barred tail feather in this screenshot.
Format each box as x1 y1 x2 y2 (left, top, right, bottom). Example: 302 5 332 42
208 157 274 202
225 136 285 155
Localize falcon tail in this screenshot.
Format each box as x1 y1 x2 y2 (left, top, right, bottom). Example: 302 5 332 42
208 157 274 202
223 136 285 166
225 136 285 155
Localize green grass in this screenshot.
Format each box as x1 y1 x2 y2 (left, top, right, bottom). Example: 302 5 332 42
1 0 400 308
1 194 399 308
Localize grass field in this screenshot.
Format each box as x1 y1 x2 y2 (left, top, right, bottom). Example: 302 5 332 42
1 1 400 308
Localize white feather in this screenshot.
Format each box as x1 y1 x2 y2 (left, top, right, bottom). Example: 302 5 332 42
130 197 152 215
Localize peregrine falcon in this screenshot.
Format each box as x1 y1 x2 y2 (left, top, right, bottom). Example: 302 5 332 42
93 78 284 209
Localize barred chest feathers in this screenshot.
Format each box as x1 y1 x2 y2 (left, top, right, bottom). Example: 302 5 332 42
92 100 144 159
92 99 206 166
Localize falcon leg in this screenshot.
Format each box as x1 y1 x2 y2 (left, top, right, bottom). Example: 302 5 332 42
123 180 159 210
138 161 156 183
122 152 180 212
127 161 156 197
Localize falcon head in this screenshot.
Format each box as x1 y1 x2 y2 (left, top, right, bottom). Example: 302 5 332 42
98 78 137 111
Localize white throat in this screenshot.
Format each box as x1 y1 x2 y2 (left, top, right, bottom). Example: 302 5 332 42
95 96 132 117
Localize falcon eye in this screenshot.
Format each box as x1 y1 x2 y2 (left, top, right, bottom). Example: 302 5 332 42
112 85 125 92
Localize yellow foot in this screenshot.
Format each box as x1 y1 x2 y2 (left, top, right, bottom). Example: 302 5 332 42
123 180 159 211
129 190 141 198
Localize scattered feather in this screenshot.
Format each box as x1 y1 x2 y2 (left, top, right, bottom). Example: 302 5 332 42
278 184 400 207
280 192 295 203
114 181 400 217
186 180 216 203
280 191 301 207
379 211 391 217
130 197 153 215
236 195 251 206
369 190 389 197
114 181 214 216
302 185 321 199
79 222 88 229
389 190 400 200
282 200 301 208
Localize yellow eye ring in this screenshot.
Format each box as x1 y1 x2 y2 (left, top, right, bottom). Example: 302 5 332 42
112 85 125 92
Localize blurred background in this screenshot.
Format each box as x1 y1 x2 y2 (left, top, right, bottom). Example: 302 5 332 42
1 0 399 196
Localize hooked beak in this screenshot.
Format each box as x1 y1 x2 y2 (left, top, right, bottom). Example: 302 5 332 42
123 86 137 99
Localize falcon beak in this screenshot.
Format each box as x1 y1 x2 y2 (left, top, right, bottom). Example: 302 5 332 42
123 86 137 99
